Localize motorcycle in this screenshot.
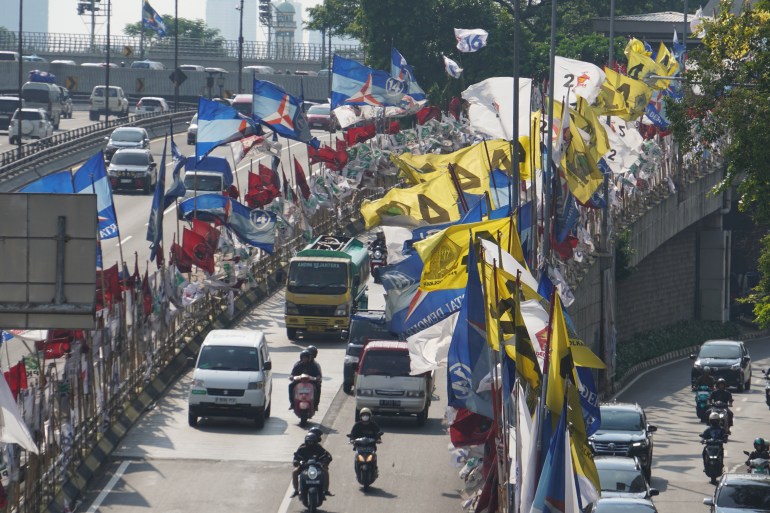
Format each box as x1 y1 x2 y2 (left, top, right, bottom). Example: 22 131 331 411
350 435 381 491
369 244 387 284
297 458 327 513
743 451 770 475
708 401 730 436
292 374 319 426
695 385 712 422
764 370 770 409
701 437 725 484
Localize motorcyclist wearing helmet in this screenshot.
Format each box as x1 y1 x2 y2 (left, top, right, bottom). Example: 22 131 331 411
746 437 770 465
710 378 734 432
307 345 323 409
694 367 716 389
348 408 382 441
368 229 387 252
291 432 333 498
288 349 321 409
700 413 728 465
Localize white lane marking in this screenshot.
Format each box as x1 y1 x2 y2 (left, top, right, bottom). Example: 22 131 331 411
163 203 177 216
610 357 687 401
117 235 132 246
276 482 296 513
86 460 131 513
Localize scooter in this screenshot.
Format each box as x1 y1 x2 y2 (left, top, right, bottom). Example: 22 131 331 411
297 458 327 513
369 246 387 284
701 437 725 484
743 451 770 475
350 435 381 491
292 374 319 426
708 401 730 437
695 385 712 422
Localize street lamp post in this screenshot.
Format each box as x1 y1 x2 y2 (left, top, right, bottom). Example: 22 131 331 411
174 0 179 110
104 0 111 121
237 0 244 94
17 0 23 158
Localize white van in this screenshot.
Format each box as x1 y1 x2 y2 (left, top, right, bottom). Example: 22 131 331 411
354 340 433 426
21 81 62 129
187 329 273 428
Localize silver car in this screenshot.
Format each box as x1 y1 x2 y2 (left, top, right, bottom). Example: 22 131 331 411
107 149 157 194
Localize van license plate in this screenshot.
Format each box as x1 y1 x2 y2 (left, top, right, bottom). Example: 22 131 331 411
379 400 401 407
214 397 237 405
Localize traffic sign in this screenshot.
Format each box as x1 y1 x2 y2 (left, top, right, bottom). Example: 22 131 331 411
169 69 188 87
123 45 133 57
65 76 77 91
136 78 144 93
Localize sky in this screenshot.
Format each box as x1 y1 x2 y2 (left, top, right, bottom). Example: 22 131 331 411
48 0 320 39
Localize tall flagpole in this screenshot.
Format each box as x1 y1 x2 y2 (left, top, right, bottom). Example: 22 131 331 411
542 0 558 264
139 0 145 60
511 0 521 213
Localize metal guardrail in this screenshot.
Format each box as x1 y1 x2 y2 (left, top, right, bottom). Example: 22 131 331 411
0 110 194 186
1 31 365 62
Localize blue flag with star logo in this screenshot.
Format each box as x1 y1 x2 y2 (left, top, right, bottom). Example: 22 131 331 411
331 54 408 110
142 1 168 38
252 79 319 149
446 239 493 419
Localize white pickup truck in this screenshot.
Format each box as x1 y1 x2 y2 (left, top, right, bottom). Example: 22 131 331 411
89 85 129 120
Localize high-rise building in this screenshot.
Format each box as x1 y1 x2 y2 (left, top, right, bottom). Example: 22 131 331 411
206 0 256 42
1 0 49 33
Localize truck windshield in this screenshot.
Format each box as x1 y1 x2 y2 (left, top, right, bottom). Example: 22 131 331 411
184 174 223 192
197 345 260 371
360 350 411 377
287 261 348 294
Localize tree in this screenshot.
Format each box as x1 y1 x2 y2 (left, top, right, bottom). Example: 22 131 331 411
667 0 770 328
0 26 17 48
123 16 225 56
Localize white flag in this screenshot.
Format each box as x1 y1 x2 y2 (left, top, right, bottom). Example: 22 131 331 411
599 116 643 174
454 28 489 53
407 311 458 374
229 135 263 165
553 56 606 105
0 371 38 453
462 76 533 140
443 55 463 79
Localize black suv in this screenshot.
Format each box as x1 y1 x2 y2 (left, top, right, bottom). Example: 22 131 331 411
690 340 752 392
343 310 398 394
588 403 657 480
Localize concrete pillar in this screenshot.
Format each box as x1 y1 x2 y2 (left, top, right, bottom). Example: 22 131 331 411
698 212 730 322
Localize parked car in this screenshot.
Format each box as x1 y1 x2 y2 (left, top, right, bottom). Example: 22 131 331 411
58 86 73 119
136 97 170 114
0 96 22 131
588 403 657 480
187 114 198 145
343 310 399 394
104 126 150 162
107 148 157 194
590 498 659 513
703 474 770 513
690 340 752 391
89 85 129 120
306 103 338 132
594 456 659 499
8 108 53 144
130 60 165 70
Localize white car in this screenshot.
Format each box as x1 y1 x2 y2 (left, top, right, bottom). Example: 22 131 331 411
8 108 54 144
135 97 170 114
89 85 129 120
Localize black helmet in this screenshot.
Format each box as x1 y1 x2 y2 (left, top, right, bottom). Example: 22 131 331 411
755 437 766 450
300 349 311 360
375 229 385 240
308 427 323 439
307 345 318 359
305 433 320 445
716 378 727 387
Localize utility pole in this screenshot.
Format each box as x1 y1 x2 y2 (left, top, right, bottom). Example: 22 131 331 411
174 0 179 110
237 0 244 94
17 0 23 159
104 0 111 121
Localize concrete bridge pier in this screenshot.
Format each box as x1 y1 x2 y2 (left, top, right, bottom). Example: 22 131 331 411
696 211 730 323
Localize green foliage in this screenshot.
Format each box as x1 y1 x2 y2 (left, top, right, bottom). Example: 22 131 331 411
123 16 225 56
744 234 770 329
0 26 16 48
615 228 636 281
615 320 741 378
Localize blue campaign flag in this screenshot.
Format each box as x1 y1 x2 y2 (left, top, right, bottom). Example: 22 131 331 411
391 47 427 102
446 241 493 418
252 79 320 149
163 157 186 209
645 89 672 130
170 121 184 162
195 97 260 161
1 330 13 344
142 0 168 38
73 151 120 240
553 164 579 244
388 285 465 336
331 55 408 110
575 366 601 436
96 241 103 270
20 170 74 193
227 202 276 253
177 193 229 222
531 403 571 513
147 134 167 264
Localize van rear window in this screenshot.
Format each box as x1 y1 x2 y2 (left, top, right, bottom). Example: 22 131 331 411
22 89 49 104
360 350 411 376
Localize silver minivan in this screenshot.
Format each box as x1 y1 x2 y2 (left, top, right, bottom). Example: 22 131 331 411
188 329 273 429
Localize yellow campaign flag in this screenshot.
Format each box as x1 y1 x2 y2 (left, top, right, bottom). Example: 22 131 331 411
574 97 610 162
626 51 671 90
603 67 653 121
567 385 601 503
594 79 627 118
415 216 523 291
563 112 605 204
624 38 652 58
655 42 679 77
546 294 573 414
359 171 461 229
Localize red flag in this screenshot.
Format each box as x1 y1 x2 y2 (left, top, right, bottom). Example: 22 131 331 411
3 360 27 401
192 219 220 252
449 408 494 448
38 329 80 359
171 242 192 273
344 124 376 146
335 138 347 153
294 157 311 200
449 96 462 120
182 228 215 274
96 264 121 307
386 120 401 134
416 105 441 124
259 161 281 190
141 268 152 317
